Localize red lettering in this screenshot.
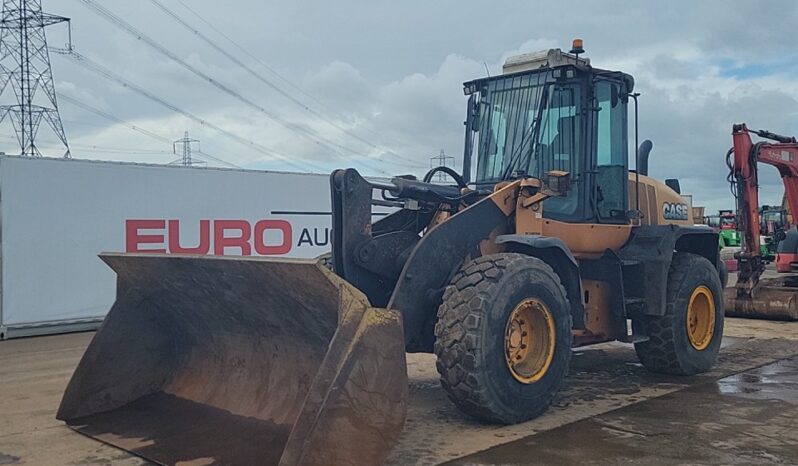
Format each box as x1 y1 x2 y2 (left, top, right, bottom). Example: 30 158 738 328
128 218 295 256
213 220 252 256
126 219 166 253
253 220 293 255
168 220 211 254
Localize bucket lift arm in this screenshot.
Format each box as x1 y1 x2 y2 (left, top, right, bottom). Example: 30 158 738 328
730 123 798 293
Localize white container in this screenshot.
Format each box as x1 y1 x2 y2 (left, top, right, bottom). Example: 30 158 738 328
0 156 357 339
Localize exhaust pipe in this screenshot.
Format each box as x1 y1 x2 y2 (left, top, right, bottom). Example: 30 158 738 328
637 139 653 176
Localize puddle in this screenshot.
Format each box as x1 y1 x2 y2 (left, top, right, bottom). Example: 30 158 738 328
0 453 20 465
714 358 798 401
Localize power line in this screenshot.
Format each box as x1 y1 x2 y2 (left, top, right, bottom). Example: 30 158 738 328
173 0 354 128
72 0 403 174
54 49 327 172
56 51 398 174
59 93 241 169
58 92 239 168
61 118 129 129
70 143 169 153
1 123 241 169
77 0 421 173
148 0 383 153
72 146 169 155
195 150 240 168
171 0 432 168
0 133 162 154
58 93 172 143
172 0 421 162
75 0 369 159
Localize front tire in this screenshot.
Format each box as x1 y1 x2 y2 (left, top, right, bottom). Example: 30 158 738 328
634 252 724 375
434 253 572 424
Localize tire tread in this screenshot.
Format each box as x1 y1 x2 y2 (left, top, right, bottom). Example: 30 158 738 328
634 252 722 375
434 253 571 423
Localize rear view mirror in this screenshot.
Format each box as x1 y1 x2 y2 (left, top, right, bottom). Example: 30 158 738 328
470 96 480 131
543 170 571 197
610 84 619 108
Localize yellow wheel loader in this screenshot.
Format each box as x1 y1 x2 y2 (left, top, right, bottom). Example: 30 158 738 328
58 42 724 466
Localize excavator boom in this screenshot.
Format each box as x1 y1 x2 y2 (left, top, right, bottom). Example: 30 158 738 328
725 123 798 320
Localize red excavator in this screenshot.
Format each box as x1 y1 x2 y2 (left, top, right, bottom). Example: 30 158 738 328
725 123 798 320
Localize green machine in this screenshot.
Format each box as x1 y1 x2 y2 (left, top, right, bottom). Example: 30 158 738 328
705 210 740 248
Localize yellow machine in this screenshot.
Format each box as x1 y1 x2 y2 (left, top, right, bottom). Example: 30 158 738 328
58 42 724 466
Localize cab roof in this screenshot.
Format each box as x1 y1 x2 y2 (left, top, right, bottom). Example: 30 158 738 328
463 48 634 95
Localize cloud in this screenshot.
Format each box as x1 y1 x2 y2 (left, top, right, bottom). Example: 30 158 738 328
5 0 798 214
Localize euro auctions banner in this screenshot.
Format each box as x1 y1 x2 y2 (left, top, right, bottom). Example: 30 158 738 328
125 217 327 256
0 156 360 335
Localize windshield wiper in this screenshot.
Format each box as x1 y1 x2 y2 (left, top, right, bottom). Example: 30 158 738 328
501 85 550 181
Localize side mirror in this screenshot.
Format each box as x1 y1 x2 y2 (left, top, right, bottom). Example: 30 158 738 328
470 98 480 131
465 94 480 132
543 170 571 197
610 84 620 108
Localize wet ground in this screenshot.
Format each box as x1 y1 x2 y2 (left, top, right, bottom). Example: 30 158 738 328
448 357 798 465
386 319 798 465
0 318 797 465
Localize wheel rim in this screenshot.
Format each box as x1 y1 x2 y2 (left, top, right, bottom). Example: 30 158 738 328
505 298 556 384
686 285 715 351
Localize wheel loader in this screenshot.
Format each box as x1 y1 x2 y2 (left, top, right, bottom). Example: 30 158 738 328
57 41 724 466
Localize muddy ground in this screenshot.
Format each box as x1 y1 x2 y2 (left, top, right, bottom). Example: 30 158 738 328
0 318 796 465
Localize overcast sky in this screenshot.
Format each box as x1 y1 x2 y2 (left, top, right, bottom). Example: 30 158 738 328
3 0 798 212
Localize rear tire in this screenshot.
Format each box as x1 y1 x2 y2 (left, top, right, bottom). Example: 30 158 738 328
434 253 572 424
634 252 724 375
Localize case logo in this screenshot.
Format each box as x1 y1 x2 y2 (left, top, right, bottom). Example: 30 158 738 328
662 203 689 221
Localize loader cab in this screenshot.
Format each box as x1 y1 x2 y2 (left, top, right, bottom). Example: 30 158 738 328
462 48 634 224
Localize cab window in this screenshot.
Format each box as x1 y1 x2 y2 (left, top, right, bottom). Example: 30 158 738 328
594 80 628 221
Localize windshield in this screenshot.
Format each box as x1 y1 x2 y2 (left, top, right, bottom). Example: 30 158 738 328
720 217 736 229
763 212 782 223
474 72 582 217
475 73 548 181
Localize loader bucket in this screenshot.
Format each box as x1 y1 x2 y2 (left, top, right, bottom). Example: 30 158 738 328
57 253 407 466
725 277 798 320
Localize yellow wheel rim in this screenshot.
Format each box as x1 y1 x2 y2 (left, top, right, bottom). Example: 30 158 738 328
505 298 556 384
686 285 715 351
